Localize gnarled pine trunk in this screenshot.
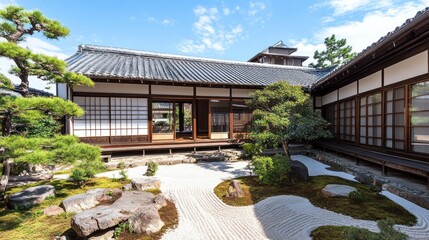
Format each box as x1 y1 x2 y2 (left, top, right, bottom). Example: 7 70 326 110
0 158 13 201
281 140 290 158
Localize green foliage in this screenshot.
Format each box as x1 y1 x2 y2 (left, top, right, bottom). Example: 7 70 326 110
344 218 408 240
117 161 126 170
69 158 104 187
0 135 101 165
242 143 262 158
251 154 291 185
349 190 366 203
113 221 132 237
247 81 331 156
119 169 128 181
0 73 13 89
146 161 159 176
309 34 357 69
0 5 93 97
0 95 84 136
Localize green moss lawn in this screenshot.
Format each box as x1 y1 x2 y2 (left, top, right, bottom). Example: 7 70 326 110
214 175 416 226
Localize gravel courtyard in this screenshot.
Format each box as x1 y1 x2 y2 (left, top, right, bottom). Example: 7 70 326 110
96 155 429 240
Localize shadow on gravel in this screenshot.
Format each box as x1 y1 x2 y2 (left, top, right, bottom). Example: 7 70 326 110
196 161 252 177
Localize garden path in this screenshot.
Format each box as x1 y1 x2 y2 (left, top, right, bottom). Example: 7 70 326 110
96 155 429 240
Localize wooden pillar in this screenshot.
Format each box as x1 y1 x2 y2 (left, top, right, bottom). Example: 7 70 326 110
179 102 184 132
192 87 197 141
208 100 212 139
148 84 152 143
382 163 387 176
229 98 233 139
404 84 410 151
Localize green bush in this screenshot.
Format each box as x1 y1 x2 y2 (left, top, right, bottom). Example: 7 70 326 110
251 154 291 185
344 218 408 240
349 190 366 203
69 158 105 186
119 169 128 181
242 143 262 158
69 168 90 186
145 161 158 176
117 161 126 170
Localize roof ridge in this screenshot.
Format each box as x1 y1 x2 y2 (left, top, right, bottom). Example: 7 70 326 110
79 44 319 71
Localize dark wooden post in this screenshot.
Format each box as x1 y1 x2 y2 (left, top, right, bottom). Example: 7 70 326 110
192 87 197 141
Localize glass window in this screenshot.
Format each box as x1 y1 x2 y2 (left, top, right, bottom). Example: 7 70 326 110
410 81 429 153
211 100 229 132
232 100 252 132
360 92 382 146
339 99 355 142
152 102 174 134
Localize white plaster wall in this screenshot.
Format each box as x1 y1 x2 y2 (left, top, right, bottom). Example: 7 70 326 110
339 82 357 100
231 89 255 98
197 87 230 97
211 132 229 139
358 71 382 93
57 83 68 99
384 51 428 86
74 82 149 94
152 85 193 96
322 90 338 106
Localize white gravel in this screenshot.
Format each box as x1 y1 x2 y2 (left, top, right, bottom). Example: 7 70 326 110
95 155 429 240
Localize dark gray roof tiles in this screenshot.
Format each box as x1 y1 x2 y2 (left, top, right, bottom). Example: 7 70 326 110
66 45 330 87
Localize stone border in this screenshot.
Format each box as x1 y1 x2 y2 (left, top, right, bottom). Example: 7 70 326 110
297 149 429 210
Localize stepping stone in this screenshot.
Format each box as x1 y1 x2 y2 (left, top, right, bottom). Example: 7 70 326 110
61 188 122 213
6 185 55 209
322 184 357 197
44 205 65 216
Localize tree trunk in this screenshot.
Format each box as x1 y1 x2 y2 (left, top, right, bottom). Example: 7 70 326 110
0 159 13 201
1 111 12 136
19 74 30 97
281 140 290 158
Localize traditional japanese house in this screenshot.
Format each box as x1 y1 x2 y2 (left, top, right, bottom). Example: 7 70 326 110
59 45 327 152
311 8 429 186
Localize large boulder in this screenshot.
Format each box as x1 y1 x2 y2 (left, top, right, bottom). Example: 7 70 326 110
128 205 164 234
289 160 309 183
61 188 122 213
322 184 357 197
71 191 156 237
6 185 55 209
132 177 161 191
153 194 167 210
226 180 244 198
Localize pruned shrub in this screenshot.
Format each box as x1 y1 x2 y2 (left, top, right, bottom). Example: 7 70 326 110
119 169 128 181
145 161 158 176
349 190 366 203
242 143 262 158
251 154 291 185
117 161 126 170
69 158 105 186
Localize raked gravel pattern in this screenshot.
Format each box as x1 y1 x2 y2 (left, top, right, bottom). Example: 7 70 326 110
96 155 429 240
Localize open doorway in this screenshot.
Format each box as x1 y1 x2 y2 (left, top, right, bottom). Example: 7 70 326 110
175 101 193 140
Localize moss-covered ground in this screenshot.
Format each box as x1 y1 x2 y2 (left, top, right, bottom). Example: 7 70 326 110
214 175 416 226
0 177 178 240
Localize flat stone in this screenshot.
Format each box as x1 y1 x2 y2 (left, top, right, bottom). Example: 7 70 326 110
71 191 155 237
88 229 114 240
43 205 65 216
322 184 357 197
61 188 122 213
6 185 55 209
128 205 164 234
132 177 161 191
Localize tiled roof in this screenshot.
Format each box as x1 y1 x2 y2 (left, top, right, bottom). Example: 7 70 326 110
311 7 429 91
66 45 330 87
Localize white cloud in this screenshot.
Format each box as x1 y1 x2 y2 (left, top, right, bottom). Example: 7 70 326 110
147 16 175 26
248 2 266 16
178 5 244 54
293 0 429 66
321 0 393 16
223 8 230 16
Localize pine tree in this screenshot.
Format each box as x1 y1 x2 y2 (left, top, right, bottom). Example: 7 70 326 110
0 6 93 96
309 34 357 69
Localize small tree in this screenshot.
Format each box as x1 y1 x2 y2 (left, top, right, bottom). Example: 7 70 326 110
309 34 356 69
247 81 331 157
0 6 93 97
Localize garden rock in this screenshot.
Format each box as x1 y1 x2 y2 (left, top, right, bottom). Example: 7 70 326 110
71 191 155 237
122 183 132 191
322 184 357 197
132 177 161 191
61 188 122 213
289 160 309 183
227 180 244 198
88 229 114 240
6 185 55 209
153 194 167 209
129 205 164 234
43 205 65 216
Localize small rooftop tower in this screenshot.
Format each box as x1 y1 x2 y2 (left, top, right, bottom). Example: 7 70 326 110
248 40 309 66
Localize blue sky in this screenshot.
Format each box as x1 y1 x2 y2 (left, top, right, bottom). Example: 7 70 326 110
1 0 428 93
